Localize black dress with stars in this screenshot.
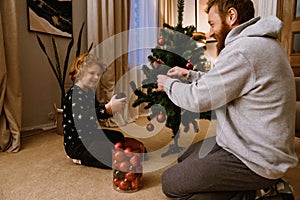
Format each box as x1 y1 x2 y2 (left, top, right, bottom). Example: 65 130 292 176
63 85 125 169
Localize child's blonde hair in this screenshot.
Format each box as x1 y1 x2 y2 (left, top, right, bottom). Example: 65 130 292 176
69 53 105 82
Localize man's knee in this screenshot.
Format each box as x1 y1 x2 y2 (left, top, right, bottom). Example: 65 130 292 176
161 171 171 197
161 170 180 198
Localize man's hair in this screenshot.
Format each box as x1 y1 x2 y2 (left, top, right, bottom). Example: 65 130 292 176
205 0 255 24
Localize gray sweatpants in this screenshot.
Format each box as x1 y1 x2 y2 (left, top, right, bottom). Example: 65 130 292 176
161 137 279 200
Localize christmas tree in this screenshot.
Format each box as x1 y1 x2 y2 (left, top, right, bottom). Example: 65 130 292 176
130 0 212 157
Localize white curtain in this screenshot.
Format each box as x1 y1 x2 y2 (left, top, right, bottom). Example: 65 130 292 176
126 0 159 119
128 0 176 68
252 0 277 18
128 0 158 68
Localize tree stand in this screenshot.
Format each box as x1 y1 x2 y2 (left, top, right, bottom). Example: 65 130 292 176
161 131 185 157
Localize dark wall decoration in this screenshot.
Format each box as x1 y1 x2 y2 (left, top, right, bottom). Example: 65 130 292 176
27 0 73 38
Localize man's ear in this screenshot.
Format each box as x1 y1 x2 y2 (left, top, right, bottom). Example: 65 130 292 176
226 7 238 27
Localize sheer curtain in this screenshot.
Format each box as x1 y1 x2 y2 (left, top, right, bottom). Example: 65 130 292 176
128 0 158 68
128 0 175 68
0 0 22 152
252 0 277 17
126 0 159 120
126 0 176 121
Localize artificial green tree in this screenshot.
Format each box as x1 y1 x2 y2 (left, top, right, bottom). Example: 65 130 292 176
130 0 212 157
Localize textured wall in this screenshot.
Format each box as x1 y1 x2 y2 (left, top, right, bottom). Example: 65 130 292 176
17 0 87 130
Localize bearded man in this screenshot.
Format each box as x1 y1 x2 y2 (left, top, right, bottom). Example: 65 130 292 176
157 0 298 199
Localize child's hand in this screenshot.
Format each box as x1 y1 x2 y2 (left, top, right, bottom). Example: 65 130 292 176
108 94 127 114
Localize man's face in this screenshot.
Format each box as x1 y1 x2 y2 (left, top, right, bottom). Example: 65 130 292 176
208 5 232 55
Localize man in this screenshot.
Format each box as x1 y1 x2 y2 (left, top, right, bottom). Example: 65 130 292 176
157 0 298 199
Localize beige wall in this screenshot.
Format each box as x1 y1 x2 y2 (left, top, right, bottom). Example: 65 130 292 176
17 0 87 130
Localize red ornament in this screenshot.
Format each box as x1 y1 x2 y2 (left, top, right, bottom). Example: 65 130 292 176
130 154 140 167
124 147 133 157
131 177 142 189
186 62 193 69
158 37 166 45
113 178 120 187
146 123 154 131
113 159 120 169
113 150 125 162
114 142 123 150
152 61 160 69
135 165 143 173
119 161 130 172
156 113 166 123
125 172 136 181
119 180 130 190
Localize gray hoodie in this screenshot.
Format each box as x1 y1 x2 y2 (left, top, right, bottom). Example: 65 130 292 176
164 16 299 179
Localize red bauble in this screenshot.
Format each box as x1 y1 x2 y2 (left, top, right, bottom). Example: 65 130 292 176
124 147 133 157
146 123 154 132
119 180 130 190
152 61 160 69
158 37 166 45
129 154 140 167
135 165 143 173
119 161 130 172
156 113 166 123
125 172 136 181
131 177 142 189
113 178 120 187
113 150 125 162
114 142 123 150
113 159 120 169
186 62 193 69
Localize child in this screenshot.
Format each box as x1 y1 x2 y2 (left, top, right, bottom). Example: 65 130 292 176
63 52 127 169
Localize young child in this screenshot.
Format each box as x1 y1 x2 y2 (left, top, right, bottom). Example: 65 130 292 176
63 52 127 169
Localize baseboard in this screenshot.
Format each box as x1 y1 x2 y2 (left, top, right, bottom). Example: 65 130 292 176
21 123 57 138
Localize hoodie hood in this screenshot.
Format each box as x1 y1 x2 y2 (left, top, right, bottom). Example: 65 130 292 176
225 16 283 46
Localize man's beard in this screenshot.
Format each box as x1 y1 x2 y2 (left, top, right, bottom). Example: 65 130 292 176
215 21 231 55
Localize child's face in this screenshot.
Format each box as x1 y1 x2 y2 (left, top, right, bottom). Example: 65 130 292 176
78 64 101 90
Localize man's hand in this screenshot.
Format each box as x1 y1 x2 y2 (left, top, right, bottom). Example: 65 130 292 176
157 75 170 92
167 66 189 79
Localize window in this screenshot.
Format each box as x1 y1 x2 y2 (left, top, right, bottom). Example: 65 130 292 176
128 0 158 68
293 33 300 54
296 0 300 18
278 0 300 76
